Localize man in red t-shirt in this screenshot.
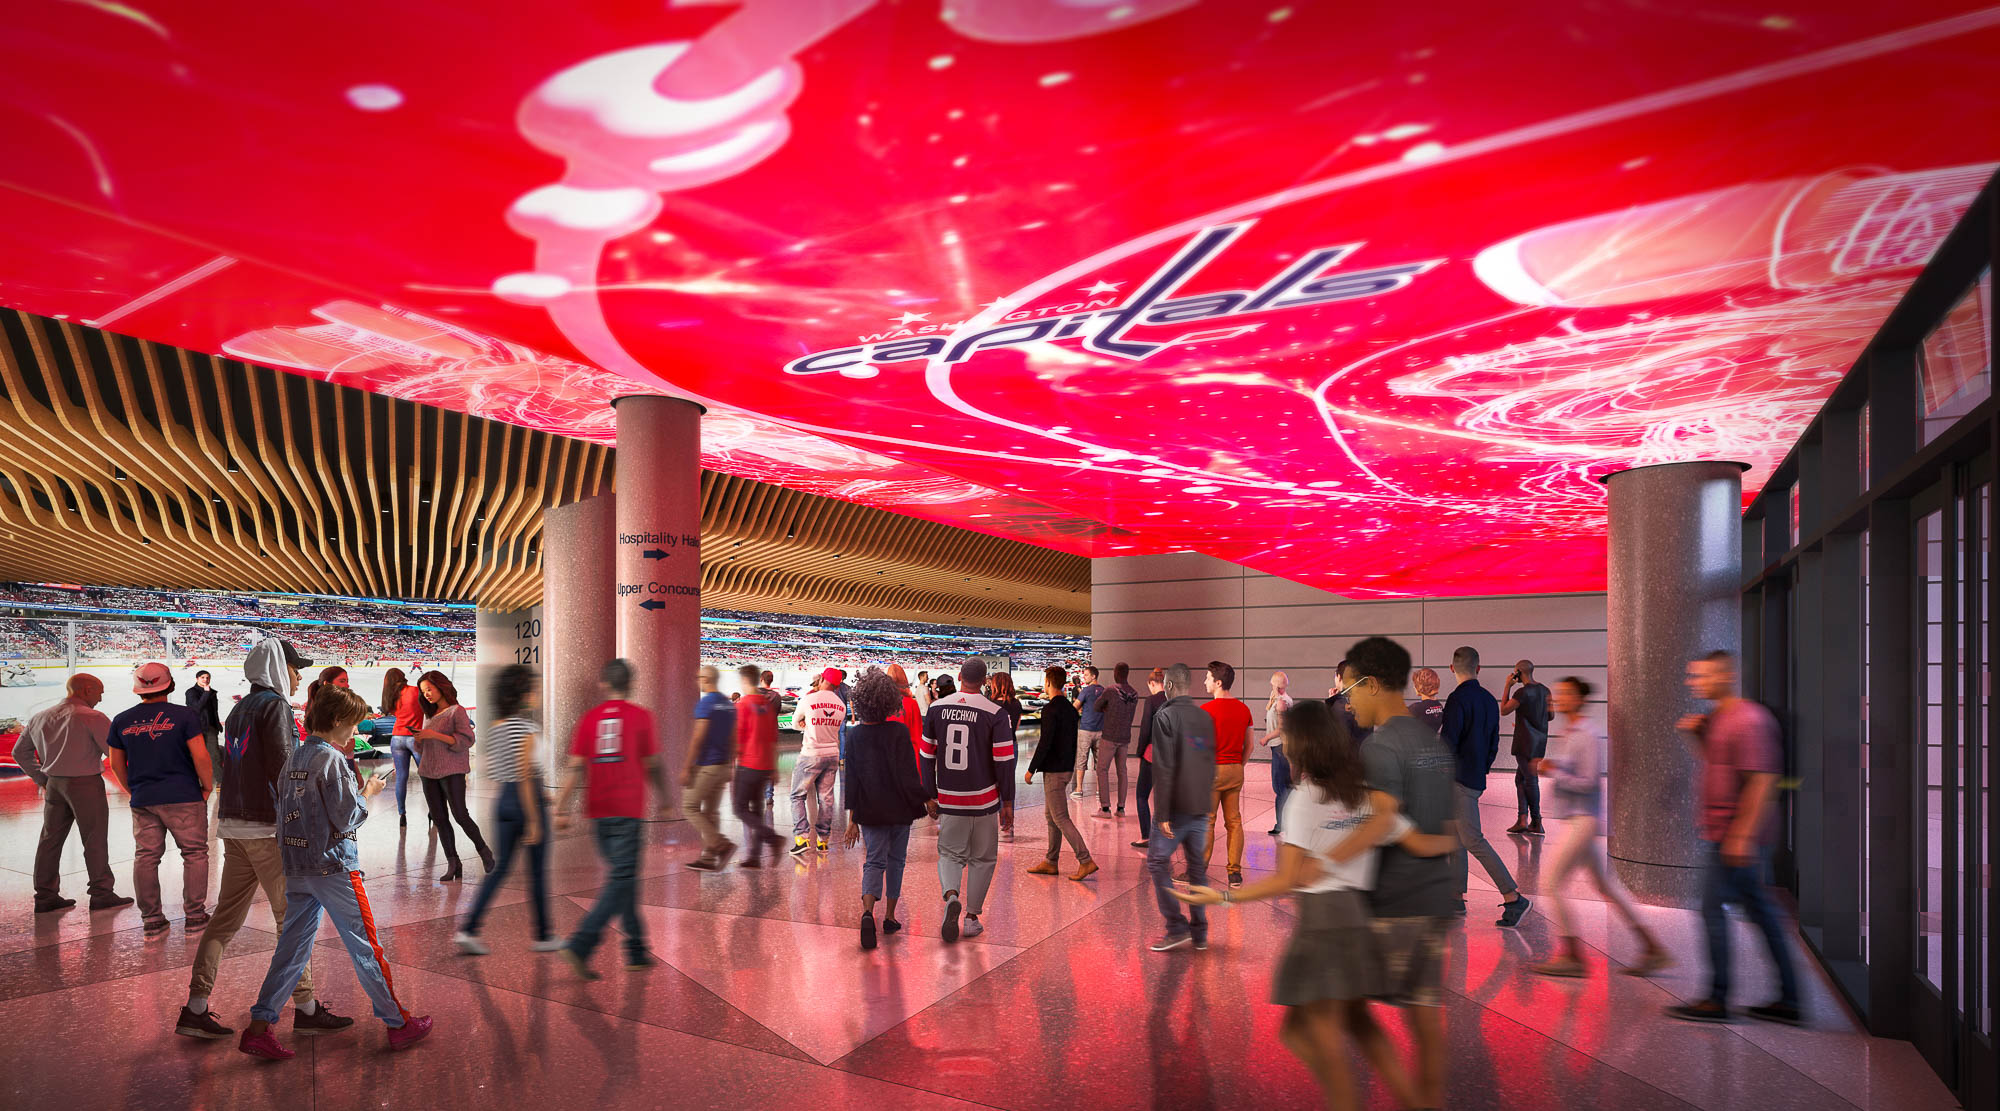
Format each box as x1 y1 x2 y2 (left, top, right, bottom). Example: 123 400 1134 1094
1667 650 1801 1025
553 659 667 979
730 664 785 866
1200 660 1254 887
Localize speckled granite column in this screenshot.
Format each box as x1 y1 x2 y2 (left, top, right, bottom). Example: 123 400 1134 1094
1603 460 1747 907
613 396 704 815
543 493 615 776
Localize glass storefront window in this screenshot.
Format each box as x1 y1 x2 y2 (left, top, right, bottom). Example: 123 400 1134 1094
1919 268 1992 446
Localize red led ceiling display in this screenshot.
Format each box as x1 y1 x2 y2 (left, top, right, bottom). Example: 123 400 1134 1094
2 1 1997 596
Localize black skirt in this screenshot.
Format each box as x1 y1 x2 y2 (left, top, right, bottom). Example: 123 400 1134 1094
1270 889 1384 1006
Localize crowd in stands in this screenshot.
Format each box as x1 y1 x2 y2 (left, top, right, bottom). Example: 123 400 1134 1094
0 619 65 659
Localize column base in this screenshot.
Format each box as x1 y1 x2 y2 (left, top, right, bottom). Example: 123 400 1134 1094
1609 856 1704 909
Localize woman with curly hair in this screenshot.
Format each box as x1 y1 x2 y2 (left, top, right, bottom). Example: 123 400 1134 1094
841 668 933 949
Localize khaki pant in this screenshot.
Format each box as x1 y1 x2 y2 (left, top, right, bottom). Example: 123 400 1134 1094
1039 772 1091 865
189 837 313 1006
682 764 733 852
1202 763 1246 874
132 801 209 924
35 774 117 906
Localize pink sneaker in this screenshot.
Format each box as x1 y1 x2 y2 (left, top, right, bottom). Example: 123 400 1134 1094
387 1014 433 1050
238 1030 294 1060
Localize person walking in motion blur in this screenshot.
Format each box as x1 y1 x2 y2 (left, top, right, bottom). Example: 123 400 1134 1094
1528 677 1672 979
1175 697 1454 1111
456 665 559 956
554 659 670 980
1667 650 1802 1025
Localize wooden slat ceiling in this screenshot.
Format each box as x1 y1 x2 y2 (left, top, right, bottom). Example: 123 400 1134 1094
0 309 1090 632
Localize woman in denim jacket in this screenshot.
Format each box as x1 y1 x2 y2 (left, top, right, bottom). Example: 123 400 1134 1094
238 687 433 1059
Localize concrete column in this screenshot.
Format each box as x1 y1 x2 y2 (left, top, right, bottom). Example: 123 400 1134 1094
543 493 616 777
1602 460 1747 906
613 396 704 813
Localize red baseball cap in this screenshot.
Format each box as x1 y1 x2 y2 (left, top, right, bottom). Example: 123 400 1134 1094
820 667 843 684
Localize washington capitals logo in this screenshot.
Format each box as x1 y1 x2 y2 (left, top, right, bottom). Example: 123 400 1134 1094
783 221 1441 376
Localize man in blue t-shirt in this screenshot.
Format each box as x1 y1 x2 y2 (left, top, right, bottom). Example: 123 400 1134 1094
108 662 213 936
682 665 739 871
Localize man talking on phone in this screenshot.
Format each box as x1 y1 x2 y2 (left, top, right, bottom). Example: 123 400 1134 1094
1500 661 1550 835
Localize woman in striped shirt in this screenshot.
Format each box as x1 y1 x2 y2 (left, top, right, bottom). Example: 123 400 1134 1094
454 665 560 955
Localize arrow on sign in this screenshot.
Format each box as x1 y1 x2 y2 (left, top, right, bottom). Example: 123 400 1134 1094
643 548 668 560
639 599 664 611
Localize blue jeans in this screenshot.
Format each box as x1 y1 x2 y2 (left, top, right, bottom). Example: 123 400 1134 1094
790 755 840 840
1699 841 1800 1007
1148 814 1210 940
570 817 643 960
390 735 418 815
463 781 549 940
1269 745 1292 832
1134 760 1153 834
861 823 912 900
252 871 408 1026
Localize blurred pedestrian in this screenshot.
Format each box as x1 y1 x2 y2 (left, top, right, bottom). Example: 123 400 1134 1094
456 665 559 955
1530 677 1671 979
1667 650 1802 1025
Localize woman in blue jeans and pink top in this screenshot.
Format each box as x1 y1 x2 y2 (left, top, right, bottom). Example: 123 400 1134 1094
239 686 432 1059
842 668 935 950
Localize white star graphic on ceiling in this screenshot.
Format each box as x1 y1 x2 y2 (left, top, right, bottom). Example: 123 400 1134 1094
891 311 931 324
1080 280 1123 295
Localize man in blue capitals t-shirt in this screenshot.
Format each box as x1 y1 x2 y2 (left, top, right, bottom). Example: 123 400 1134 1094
1439 646 1528 926
682 665 739 871
108 661 213 936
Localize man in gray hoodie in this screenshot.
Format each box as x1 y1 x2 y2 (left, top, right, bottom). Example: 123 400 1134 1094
176 637 350 1041
1146 663 1217 952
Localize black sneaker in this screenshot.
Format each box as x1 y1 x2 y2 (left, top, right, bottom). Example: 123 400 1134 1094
184 910 211 930
143 917 170 937
860 913 877 951
34 897 76 913
1745 1001 1804 1026
1150 932 1192 952
1228 871 1244 888
882 918 902 935
1193 937 1209 951
294 1002 354 1036
1129 839 1149 849
563 945 602 982
1099 806 1110 814
1497 896 1531 929
89 894 135 911
941 895 962 943
625 951 658 971
686 855 718 872
175 1006 233 1039
1667 998 1732 1023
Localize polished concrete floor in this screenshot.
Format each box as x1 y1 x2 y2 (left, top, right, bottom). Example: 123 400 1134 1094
0 749 1961 1111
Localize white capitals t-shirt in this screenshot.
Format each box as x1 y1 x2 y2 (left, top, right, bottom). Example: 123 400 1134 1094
792 690 846 760
1281 783 1413 894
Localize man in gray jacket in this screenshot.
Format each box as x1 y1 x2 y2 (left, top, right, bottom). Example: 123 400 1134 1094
14 673 132 913
1146 664 1217 952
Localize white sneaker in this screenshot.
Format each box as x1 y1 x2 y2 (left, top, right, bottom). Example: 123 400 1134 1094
530 938 566 953
454 931 490 956
961 915 984 939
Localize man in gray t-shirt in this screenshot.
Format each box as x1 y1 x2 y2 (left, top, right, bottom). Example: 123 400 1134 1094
1344 636 1455 1111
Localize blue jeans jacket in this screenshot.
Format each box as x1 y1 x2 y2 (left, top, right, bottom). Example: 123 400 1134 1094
278 736 367 876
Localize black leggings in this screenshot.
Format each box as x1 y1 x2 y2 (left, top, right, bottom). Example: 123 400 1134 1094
421 773 490 862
